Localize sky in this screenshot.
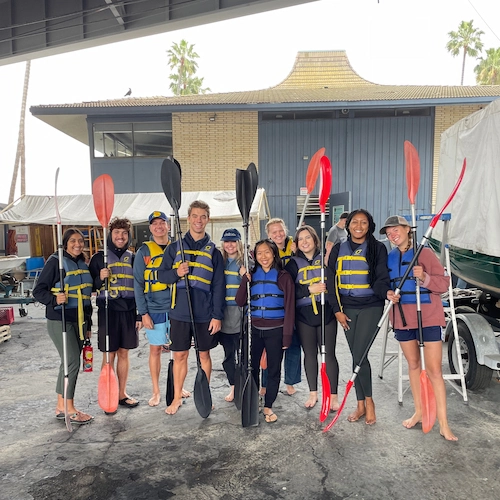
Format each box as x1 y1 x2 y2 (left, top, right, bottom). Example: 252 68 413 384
1 0 499 205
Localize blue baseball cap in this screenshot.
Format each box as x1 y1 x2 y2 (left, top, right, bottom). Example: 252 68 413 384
221 228 241 241
148 211 169 224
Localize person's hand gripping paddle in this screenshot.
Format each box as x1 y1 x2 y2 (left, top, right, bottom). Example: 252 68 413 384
404 140 437 433
93 174 119 415
54 169 72 433
323 158 466 433
161 158 212 418
236 163 260 427
297 147 325 230
319 156 332 422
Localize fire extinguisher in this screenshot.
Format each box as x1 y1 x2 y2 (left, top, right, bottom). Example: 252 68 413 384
83 338 93 372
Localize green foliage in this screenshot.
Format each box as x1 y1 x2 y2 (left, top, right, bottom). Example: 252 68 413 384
446 20 484 85
475 47 500 85
167 40 211 96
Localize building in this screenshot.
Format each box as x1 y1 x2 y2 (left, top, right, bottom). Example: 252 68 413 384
30 50 500 234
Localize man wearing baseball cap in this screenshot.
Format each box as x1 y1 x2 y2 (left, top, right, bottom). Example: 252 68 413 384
325 211 349 264
133 211 177 406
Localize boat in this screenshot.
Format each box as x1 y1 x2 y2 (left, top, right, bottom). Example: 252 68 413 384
430 98 500 299
0 256 28 274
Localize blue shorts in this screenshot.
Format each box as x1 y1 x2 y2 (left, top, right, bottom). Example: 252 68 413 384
394 326 443 342
145 313 170 346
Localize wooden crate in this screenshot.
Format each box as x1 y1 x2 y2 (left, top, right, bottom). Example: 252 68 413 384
0 325 11 344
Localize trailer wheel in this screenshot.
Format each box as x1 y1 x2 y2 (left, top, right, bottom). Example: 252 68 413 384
448 320 493 390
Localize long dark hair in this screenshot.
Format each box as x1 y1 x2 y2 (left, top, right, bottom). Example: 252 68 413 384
253 239 282 272
345 209 378 287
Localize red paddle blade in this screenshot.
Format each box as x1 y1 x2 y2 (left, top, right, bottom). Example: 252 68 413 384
305 147 326 193
430 158 466 229
319 155 332 213
404 141 420 205
260 350 267 370
421 371 437 433
98 364 119 413
92 174 115 228
319 364 331 422
323 379 354 432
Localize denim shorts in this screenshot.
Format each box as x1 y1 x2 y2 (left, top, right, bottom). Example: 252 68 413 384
394 325 443 342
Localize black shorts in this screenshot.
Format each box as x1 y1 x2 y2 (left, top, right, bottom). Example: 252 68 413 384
98 308 139 352
170 318 218 352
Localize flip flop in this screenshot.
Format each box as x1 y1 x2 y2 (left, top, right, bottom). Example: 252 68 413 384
69 413 94 425
119 397 139 408
264 411 278 423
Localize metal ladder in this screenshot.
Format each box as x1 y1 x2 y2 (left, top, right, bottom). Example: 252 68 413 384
377 214 468 404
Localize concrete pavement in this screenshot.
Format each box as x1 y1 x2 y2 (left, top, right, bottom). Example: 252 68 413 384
1 303 499 500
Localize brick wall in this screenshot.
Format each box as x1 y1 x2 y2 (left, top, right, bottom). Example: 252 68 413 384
432 104 483 209
172 111 258 191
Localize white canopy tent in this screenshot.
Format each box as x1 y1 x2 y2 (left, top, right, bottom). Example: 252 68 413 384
0 189 270 249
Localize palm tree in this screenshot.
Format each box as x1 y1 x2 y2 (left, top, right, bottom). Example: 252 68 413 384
9 60 31 204
475 47 500 85
167 40 210 95
446 20 484 85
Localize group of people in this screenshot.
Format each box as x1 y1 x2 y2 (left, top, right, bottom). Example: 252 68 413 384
33 199 457 440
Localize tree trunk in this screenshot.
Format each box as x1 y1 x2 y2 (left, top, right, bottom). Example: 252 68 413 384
461 48 466 86
9 60 31 204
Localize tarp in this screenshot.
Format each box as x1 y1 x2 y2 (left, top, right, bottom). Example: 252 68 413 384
0 189 268 226
434 98 500 258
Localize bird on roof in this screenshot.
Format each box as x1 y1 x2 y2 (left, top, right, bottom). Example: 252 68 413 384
124 88 132 97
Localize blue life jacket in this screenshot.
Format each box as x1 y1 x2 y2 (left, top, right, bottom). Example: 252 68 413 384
336 241 374 297
98 250 135 299
250 267 285 320
292 255 322 311
51 254 93 309
387 247 431 304
224 258 241 306
173 240 215 294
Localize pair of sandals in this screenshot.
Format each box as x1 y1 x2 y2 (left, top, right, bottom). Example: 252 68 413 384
55 410 93 425
263 410 278 423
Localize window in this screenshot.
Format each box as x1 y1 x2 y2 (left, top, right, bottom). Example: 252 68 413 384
93 120 173 158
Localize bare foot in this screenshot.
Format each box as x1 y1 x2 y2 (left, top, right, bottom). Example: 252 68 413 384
330 395 340 412
182 389 191 398
286 385 296 396
304 392 318 408
224 386 235 402
347 401 366 422
365 398 376 425
440 423 458 441
402 412 422 429
165 399 183 415
259 387 267 397
148 394 161 407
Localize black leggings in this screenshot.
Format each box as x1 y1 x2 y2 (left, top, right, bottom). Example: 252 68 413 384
296 320 339 393
218 332 239 386
251 326 284 409
343 306 383 400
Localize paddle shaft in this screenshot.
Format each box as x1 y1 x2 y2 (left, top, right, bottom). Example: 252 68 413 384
54 170 72 433
297 192 311 230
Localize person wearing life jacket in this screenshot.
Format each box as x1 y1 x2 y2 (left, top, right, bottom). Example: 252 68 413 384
89 217 141 413
327 209 391 425
33 228 94 425
285 225 340 411
265 218 301 397
382 215 457 441
157 200 225 416
133 211 187 407
218 228 252 403
236 239 295 423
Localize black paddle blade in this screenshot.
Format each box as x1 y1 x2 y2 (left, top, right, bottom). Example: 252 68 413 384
165 358 174 406
234 361 245 411
247 162 258 202
236 168 251 223
241 372 259 427
193 367 212 419
161 158 182 212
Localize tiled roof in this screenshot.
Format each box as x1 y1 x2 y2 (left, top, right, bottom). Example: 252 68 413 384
31 51 500 111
